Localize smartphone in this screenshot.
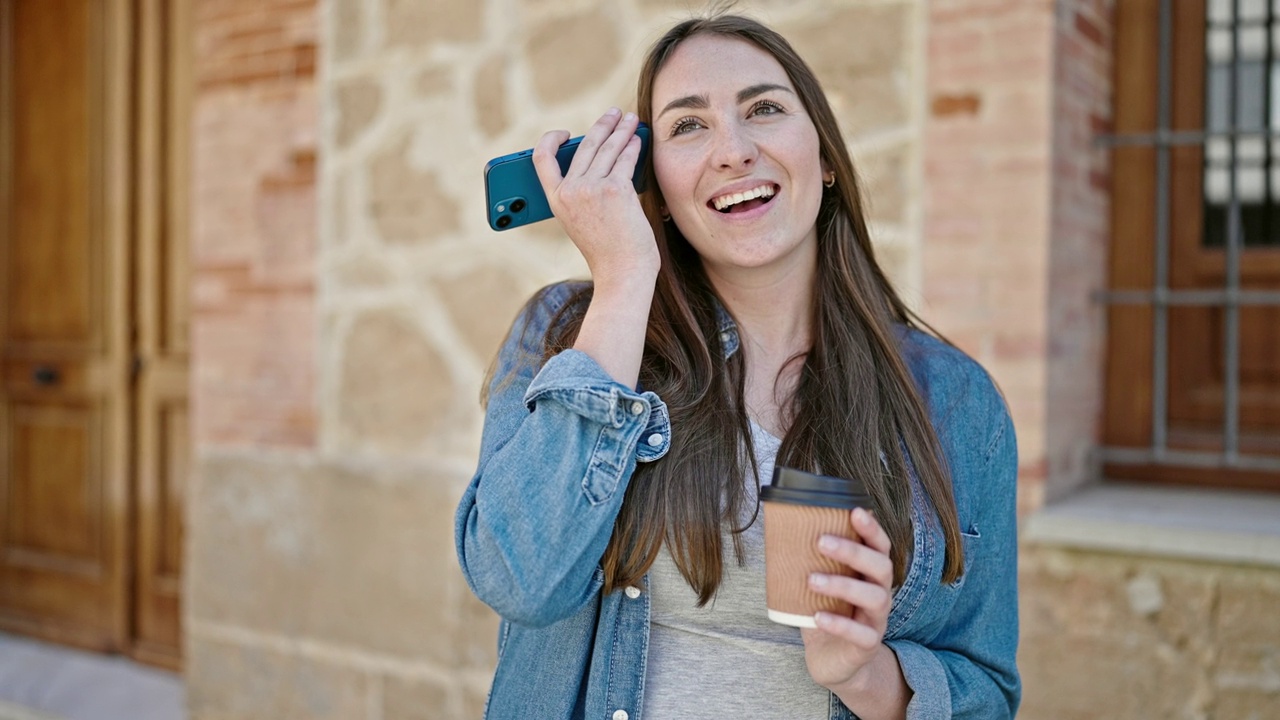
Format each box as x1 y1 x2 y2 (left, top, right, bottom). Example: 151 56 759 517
483 123 651 231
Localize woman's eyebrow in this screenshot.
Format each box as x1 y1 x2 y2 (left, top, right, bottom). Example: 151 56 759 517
656 83 795 120
737 83 792 103
658 93 709 118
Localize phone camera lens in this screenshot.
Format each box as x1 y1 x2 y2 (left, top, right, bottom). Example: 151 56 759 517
496 215 512 229
510 199 526 213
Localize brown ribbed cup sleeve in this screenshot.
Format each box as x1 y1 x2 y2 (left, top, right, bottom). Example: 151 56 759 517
761 501 860 619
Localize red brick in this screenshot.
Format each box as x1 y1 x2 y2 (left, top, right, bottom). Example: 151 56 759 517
1074 9 1107 48
931 93 982 118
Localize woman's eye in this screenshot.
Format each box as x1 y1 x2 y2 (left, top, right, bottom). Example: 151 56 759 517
670 116 703 136
751 100 785 116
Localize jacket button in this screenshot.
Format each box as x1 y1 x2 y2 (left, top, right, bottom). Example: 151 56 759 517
647 433 663 447
613 711 629 720
624 586 641 599
630 401 645 415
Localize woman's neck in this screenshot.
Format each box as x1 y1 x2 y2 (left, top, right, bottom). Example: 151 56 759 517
704 254 816 360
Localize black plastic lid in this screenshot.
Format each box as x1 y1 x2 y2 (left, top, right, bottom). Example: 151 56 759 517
759 466 874 510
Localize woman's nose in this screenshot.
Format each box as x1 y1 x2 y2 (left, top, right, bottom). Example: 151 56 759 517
712 123 757 170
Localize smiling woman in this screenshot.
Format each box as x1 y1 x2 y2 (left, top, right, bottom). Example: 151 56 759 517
455 12 1020 720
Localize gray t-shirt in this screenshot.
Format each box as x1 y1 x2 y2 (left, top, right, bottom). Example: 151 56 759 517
640 421 831 719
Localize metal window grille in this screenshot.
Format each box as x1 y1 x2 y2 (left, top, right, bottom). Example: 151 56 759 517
1097 0 1280 473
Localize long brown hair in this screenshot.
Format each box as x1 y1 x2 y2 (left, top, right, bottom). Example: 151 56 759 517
522 14 963 603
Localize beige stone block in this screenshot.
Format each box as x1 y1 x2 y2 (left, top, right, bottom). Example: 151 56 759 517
435 267 530 361
871 240 911 299
383 676 454 720
188 454 469 665
790 5 910 75
332 253 394 288
417 65 453 98
459 683 490 719
332 0 362 63
336 78 382 149
1018 550 1235 718
1018 549 1132 636
370 134 460 243
527 8 620 105
187 635 371 720
385 0 483 47
338 309 452 450
474 53 510 139
1210 687 1280 720
1020 550 1220 648
832 74 910 138
859 146 909 224
454 572 500 670
783 5 911 136
1018 632 1205 720
1215 568 1280 648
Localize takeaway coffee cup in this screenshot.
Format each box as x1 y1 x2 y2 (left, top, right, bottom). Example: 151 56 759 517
759 466 875 628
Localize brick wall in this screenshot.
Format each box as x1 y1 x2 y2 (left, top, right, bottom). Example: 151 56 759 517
1045 0 1111 501
191 0 319 449
923 0 1056 514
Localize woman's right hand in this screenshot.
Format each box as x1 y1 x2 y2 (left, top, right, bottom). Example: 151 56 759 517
532 109 659 285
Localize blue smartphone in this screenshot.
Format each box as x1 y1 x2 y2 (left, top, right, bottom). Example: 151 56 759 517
483 123 651 231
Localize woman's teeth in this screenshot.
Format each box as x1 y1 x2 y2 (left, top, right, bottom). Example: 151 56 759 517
712 184 775 212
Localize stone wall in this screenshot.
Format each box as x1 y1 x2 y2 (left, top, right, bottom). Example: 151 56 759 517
1019 546 1280 719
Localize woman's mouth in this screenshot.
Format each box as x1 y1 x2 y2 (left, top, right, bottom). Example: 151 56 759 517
710 184 778 214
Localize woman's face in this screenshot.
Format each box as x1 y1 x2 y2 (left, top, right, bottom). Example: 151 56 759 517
650 34 826 278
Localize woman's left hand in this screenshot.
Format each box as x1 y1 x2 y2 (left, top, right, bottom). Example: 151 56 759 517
800 507 896 693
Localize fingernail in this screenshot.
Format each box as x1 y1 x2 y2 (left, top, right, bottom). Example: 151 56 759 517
853 508 868 523
814 612 832 626
809 573 828 588
624 111 637 122
606 107 621 116
818 535 837 551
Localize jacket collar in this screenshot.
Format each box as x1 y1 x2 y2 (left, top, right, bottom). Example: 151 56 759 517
711 297 741 360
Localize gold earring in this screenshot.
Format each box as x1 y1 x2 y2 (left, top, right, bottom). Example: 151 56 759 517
823 173 836 188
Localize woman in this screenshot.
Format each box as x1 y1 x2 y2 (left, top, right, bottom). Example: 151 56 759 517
455 13 1019 720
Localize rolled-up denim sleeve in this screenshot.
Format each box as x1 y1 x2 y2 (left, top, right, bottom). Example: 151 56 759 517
886 390 1020 719
454 286 670 629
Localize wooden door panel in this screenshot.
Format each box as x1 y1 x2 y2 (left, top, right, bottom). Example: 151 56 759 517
132 395 186 665
6 405 97 558
8 0 93 343
1103 0 1159 449
0 0 131 651
0 406 121 639
130 0 190 669
158 404 188 580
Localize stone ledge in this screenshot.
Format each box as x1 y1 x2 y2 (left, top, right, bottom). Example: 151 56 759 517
1023 482 1280 568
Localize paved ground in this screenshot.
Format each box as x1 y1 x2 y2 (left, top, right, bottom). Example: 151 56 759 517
0 634 183 720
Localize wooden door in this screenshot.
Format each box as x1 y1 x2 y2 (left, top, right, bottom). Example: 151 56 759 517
0 0 132 650
1166 0 1280 463
131 0 190 670
0 0 189 665
1106 0 1280 489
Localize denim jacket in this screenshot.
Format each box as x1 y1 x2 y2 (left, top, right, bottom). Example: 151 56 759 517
455 282 1020 719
